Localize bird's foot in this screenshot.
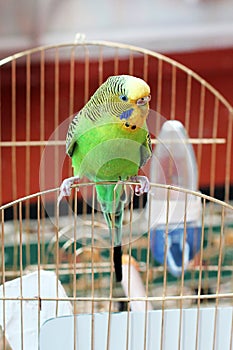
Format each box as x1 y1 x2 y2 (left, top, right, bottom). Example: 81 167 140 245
57 176 80 205
130 175 150 196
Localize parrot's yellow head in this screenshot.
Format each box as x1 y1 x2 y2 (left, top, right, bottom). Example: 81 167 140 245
104 75 151 130
122 75 151 104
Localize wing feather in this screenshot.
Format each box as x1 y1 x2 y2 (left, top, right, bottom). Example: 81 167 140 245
140 132 152 168
66 112 80 157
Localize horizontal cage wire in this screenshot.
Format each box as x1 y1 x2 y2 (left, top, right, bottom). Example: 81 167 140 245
0 184 233 350
0 40 233 207
0 39 233 349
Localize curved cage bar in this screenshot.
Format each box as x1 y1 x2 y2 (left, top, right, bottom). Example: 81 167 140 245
0 183 233 348
0 39 232 210
0 39 233 349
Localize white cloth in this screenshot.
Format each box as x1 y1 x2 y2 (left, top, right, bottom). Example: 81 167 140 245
0 270 73 350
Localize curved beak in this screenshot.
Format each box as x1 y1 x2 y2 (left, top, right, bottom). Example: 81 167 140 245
136 95 151 106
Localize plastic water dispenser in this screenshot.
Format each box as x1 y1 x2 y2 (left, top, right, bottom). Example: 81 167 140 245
149 120 202 277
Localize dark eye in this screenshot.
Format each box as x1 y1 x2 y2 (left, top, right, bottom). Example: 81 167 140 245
119 95 128 102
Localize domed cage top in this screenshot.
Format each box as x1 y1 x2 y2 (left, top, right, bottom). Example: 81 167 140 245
0 38 233 350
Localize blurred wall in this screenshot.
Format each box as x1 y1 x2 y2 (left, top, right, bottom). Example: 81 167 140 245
0 0 233 55
0 0 233 205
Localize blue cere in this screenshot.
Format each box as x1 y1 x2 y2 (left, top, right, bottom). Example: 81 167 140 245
120 108 133 120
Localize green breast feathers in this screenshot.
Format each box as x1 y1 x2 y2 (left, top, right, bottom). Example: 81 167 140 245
58 75 152 282
65 75 152 182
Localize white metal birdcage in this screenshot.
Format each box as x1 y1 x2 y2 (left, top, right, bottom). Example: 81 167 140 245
0 38 233 350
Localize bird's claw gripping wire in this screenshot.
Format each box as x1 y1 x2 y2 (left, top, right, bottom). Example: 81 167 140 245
57 176 80 205
130 175 150 196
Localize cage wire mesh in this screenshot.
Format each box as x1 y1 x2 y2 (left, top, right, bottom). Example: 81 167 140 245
0 38 233 349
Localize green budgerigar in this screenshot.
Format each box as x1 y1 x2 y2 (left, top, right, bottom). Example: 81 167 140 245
58 75 152 282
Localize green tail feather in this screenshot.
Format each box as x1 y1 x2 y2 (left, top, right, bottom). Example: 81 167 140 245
96 183 126 282
96 183 126 246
